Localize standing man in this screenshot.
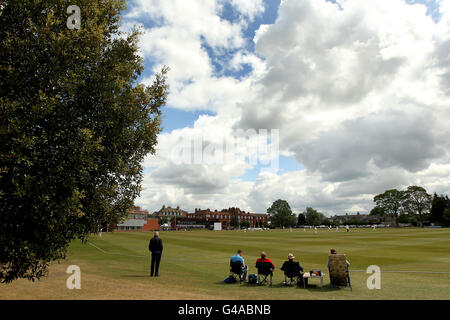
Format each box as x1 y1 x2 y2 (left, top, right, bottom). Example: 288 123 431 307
149 231 163 277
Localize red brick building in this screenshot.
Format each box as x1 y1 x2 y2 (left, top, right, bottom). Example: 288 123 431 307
172 207 268 230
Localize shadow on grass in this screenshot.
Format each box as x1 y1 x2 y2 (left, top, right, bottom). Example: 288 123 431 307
215 280 346 293
215 281 247 285
301 284 345 292
120 274 148 278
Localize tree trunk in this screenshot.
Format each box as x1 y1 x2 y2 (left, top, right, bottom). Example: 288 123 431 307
418 210 424 227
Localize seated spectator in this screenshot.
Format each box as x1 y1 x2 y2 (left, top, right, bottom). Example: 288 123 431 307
230 249 248 281
327 249 350 268
281 253 308 286
327 248 352 289
281 253 303 273
256 251 275 268
255 251 275 285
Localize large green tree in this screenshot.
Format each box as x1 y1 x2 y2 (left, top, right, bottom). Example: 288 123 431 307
240 220 250 229
267 199 296 228
230 213 239 228
297 213 306 226
303 207 326 226
0 0 168 282
430 193 450 225
158 216 169 226
369 206 385 218
442 208 450 227
404 186 432 227
373 189 406 227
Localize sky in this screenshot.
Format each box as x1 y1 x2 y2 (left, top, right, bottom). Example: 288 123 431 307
120 0 450 216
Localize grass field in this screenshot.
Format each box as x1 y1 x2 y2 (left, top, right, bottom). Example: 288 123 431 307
1 228 450 300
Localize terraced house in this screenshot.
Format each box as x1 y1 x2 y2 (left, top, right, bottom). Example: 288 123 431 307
153 205 188 218
172 207 268 230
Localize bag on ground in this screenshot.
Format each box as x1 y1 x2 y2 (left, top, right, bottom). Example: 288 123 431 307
223 275 237 284
248 273 257 284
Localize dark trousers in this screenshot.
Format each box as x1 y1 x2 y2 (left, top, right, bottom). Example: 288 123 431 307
299 276 308 287
151 252 162 276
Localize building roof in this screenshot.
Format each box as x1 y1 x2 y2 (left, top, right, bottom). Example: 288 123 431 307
117 219 148 227
131 206 149 214
154 205 187 215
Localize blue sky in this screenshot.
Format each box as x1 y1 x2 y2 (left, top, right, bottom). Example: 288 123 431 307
407 0 441 21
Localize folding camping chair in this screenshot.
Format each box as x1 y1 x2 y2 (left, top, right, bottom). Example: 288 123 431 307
282 266 304 286
230 260 244 283
328 254 352 291
256 261 273 286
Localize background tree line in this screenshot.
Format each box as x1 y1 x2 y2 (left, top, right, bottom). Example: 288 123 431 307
266 199 330 228
372 185 450 227
266 185 450 229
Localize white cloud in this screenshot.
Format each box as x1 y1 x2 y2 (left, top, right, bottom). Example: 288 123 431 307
127 0 450 214
126 0 255 113
229 0 265 21
239 0 450 177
